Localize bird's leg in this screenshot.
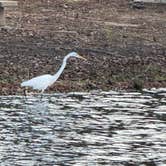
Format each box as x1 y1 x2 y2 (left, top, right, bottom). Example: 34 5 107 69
23 88 27 100
40 94 43 101
40 90 44 101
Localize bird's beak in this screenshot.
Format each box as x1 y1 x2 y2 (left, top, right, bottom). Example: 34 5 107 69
78 55 87 61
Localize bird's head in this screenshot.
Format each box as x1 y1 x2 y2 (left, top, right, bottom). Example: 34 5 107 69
68 52 87 61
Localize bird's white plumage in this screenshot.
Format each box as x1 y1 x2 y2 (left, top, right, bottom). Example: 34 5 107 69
21 74 53 91
21 52 86 93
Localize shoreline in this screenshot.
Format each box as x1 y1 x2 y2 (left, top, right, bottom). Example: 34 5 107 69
1 87 166 97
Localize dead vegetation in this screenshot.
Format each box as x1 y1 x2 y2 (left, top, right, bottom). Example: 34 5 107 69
0 0 166 95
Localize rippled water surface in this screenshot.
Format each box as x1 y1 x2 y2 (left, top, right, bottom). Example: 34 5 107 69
0 91 166 166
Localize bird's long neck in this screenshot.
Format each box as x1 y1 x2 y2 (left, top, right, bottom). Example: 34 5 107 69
52 55 70 82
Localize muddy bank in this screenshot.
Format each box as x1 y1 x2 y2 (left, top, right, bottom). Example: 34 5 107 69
0 0 166 95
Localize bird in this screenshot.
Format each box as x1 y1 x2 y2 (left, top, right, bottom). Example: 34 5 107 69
21 52 86 94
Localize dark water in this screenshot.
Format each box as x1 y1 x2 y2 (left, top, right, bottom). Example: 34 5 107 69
0 90 166 166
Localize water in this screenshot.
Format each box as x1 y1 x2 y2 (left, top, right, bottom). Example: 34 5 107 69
0 90 166 166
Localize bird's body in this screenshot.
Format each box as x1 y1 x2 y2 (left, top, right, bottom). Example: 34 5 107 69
21 74 53 92
21 52 86 93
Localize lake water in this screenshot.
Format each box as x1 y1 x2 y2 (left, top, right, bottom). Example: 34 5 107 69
0 90 166 166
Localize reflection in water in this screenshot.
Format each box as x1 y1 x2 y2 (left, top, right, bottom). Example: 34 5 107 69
0 91 166 165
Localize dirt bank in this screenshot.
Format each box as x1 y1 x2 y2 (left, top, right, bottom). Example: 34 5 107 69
0 0 166 95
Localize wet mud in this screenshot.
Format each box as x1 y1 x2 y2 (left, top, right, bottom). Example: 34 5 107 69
0 0 166 95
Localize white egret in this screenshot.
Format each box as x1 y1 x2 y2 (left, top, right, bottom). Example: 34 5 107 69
21 52 86 94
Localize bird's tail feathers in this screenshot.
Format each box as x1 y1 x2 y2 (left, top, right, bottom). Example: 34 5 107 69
21 81 29 87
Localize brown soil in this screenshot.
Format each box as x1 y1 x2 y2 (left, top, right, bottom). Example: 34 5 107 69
0 0 166 95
